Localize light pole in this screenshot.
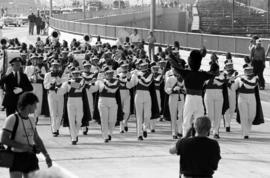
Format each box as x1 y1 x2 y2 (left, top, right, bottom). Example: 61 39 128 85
150 0 156 32
83 0 86 19
50 0 53 17
232 0 235 32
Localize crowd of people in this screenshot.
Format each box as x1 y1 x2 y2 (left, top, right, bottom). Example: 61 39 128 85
28 12 49 36
0 29 267 177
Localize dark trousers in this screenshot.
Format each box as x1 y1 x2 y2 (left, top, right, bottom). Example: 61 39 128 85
29 22 35 35
36 25 41 35
252 60 265 88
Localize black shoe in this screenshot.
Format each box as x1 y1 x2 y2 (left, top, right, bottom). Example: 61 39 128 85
35 117 39 125
151 129 155 133
120 130 124 134
244 136 249 139
108 135 112 141
173 135 178 139
143 131 147 138
83 127 88 135
104 139 109 143
53 132 58 137
226 127 230 132
72 141 77 145
214 134 220 139
177 133 183 138
138 136 143 141
124 126 128 132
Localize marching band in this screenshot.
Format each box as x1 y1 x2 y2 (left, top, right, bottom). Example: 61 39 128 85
0 31 265 145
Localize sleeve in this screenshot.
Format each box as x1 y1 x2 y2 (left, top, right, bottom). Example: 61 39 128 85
43 73 51 90
202 71 214 81
2 115 16 133
57 82 70 95
126 74 138 88
211 141 221 170
175 139 184 156
165 77 174 94
22 74 33 92
231 78 240 91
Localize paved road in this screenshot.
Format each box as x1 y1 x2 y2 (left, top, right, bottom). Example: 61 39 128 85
0 26 270 178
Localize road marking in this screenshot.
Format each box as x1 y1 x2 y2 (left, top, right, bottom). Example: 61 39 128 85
37 155 79 178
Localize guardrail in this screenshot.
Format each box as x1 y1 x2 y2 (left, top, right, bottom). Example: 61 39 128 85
50 15 270 57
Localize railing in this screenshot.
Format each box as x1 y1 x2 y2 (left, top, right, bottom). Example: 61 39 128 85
50 15 270 56
53 7 150 21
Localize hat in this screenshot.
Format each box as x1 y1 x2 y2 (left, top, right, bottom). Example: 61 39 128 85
30 53 39 60
51 59 60 66
151 65 160 73
256 39 262 44
121 63 129 71
71 67 81 74
158 60 167 68
91 55 99 61
244 66 254 76
224 62 234 71
140 62 148 71
188 50 202 71
83 60 91 67
9 57 23 64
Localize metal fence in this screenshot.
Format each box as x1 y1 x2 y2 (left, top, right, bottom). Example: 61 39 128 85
54 7 150 21
50 14 270 56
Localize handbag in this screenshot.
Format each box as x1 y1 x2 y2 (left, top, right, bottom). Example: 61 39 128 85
0 114 19 168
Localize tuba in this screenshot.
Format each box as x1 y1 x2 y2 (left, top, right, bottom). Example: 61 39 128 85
51 30 60 41
83 35 91 43
0 38 8 48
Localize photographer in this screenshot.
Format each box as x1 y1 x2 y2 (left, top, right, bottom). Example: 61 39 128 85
1 92 52 178
169 116 221 178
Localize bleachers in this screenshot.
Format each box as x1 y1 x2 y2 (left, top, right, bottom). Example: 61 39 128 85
197 0 270 37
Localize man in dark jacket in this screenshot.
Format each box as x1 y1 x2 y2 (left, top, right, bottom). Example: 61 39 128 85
36 14 42 35
0 57 33 116
170 116 221 178
28 13 36 35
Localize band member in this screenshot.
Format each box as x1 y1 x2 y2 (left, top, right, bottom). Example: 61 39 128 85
169 50 214 137
150 65 163 132
92 68 120 143
165 67 185 139
232 66 264 139
127 62 157 140
24 54 46 121
223 62 238 132
118 63 132 133
204 63 226 139
43 59 65 137
58 67 90 145
81 60 98 135
0 57 33 116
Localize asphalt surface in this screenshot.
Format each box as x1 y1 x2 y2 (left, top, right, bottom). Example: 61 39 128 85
0 26 269 178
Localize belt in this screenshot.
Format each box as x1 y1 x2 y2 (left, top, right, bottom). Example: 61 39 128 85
186 89 202 96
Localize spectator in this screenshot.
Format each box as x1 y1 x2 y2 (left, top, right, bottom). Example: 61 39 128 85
170 116 221 178
28 13 36 35
1 92 52 178
250 39 266 90
248 35 259 51
36 14 42 36
130 29 141 47
147 31 156 62
243 56 252 68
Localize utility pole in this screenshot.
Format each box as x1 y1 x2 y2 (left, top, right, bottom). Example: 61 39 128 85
150 0 156 32
268 0 269 30
119 0 121 9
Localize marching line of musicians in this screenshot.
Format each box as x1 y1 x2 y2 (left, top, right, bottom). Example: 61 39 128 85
0 35 264 145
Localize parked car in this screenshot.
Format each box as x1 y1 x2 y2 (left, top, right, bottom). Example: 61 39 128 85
18 14 28 25
3 14 23 27
0 17 4 29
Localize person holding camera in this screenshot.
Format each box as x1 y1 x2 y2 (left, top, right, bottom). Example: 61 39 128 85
170 116 221 178
1 92 52 178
